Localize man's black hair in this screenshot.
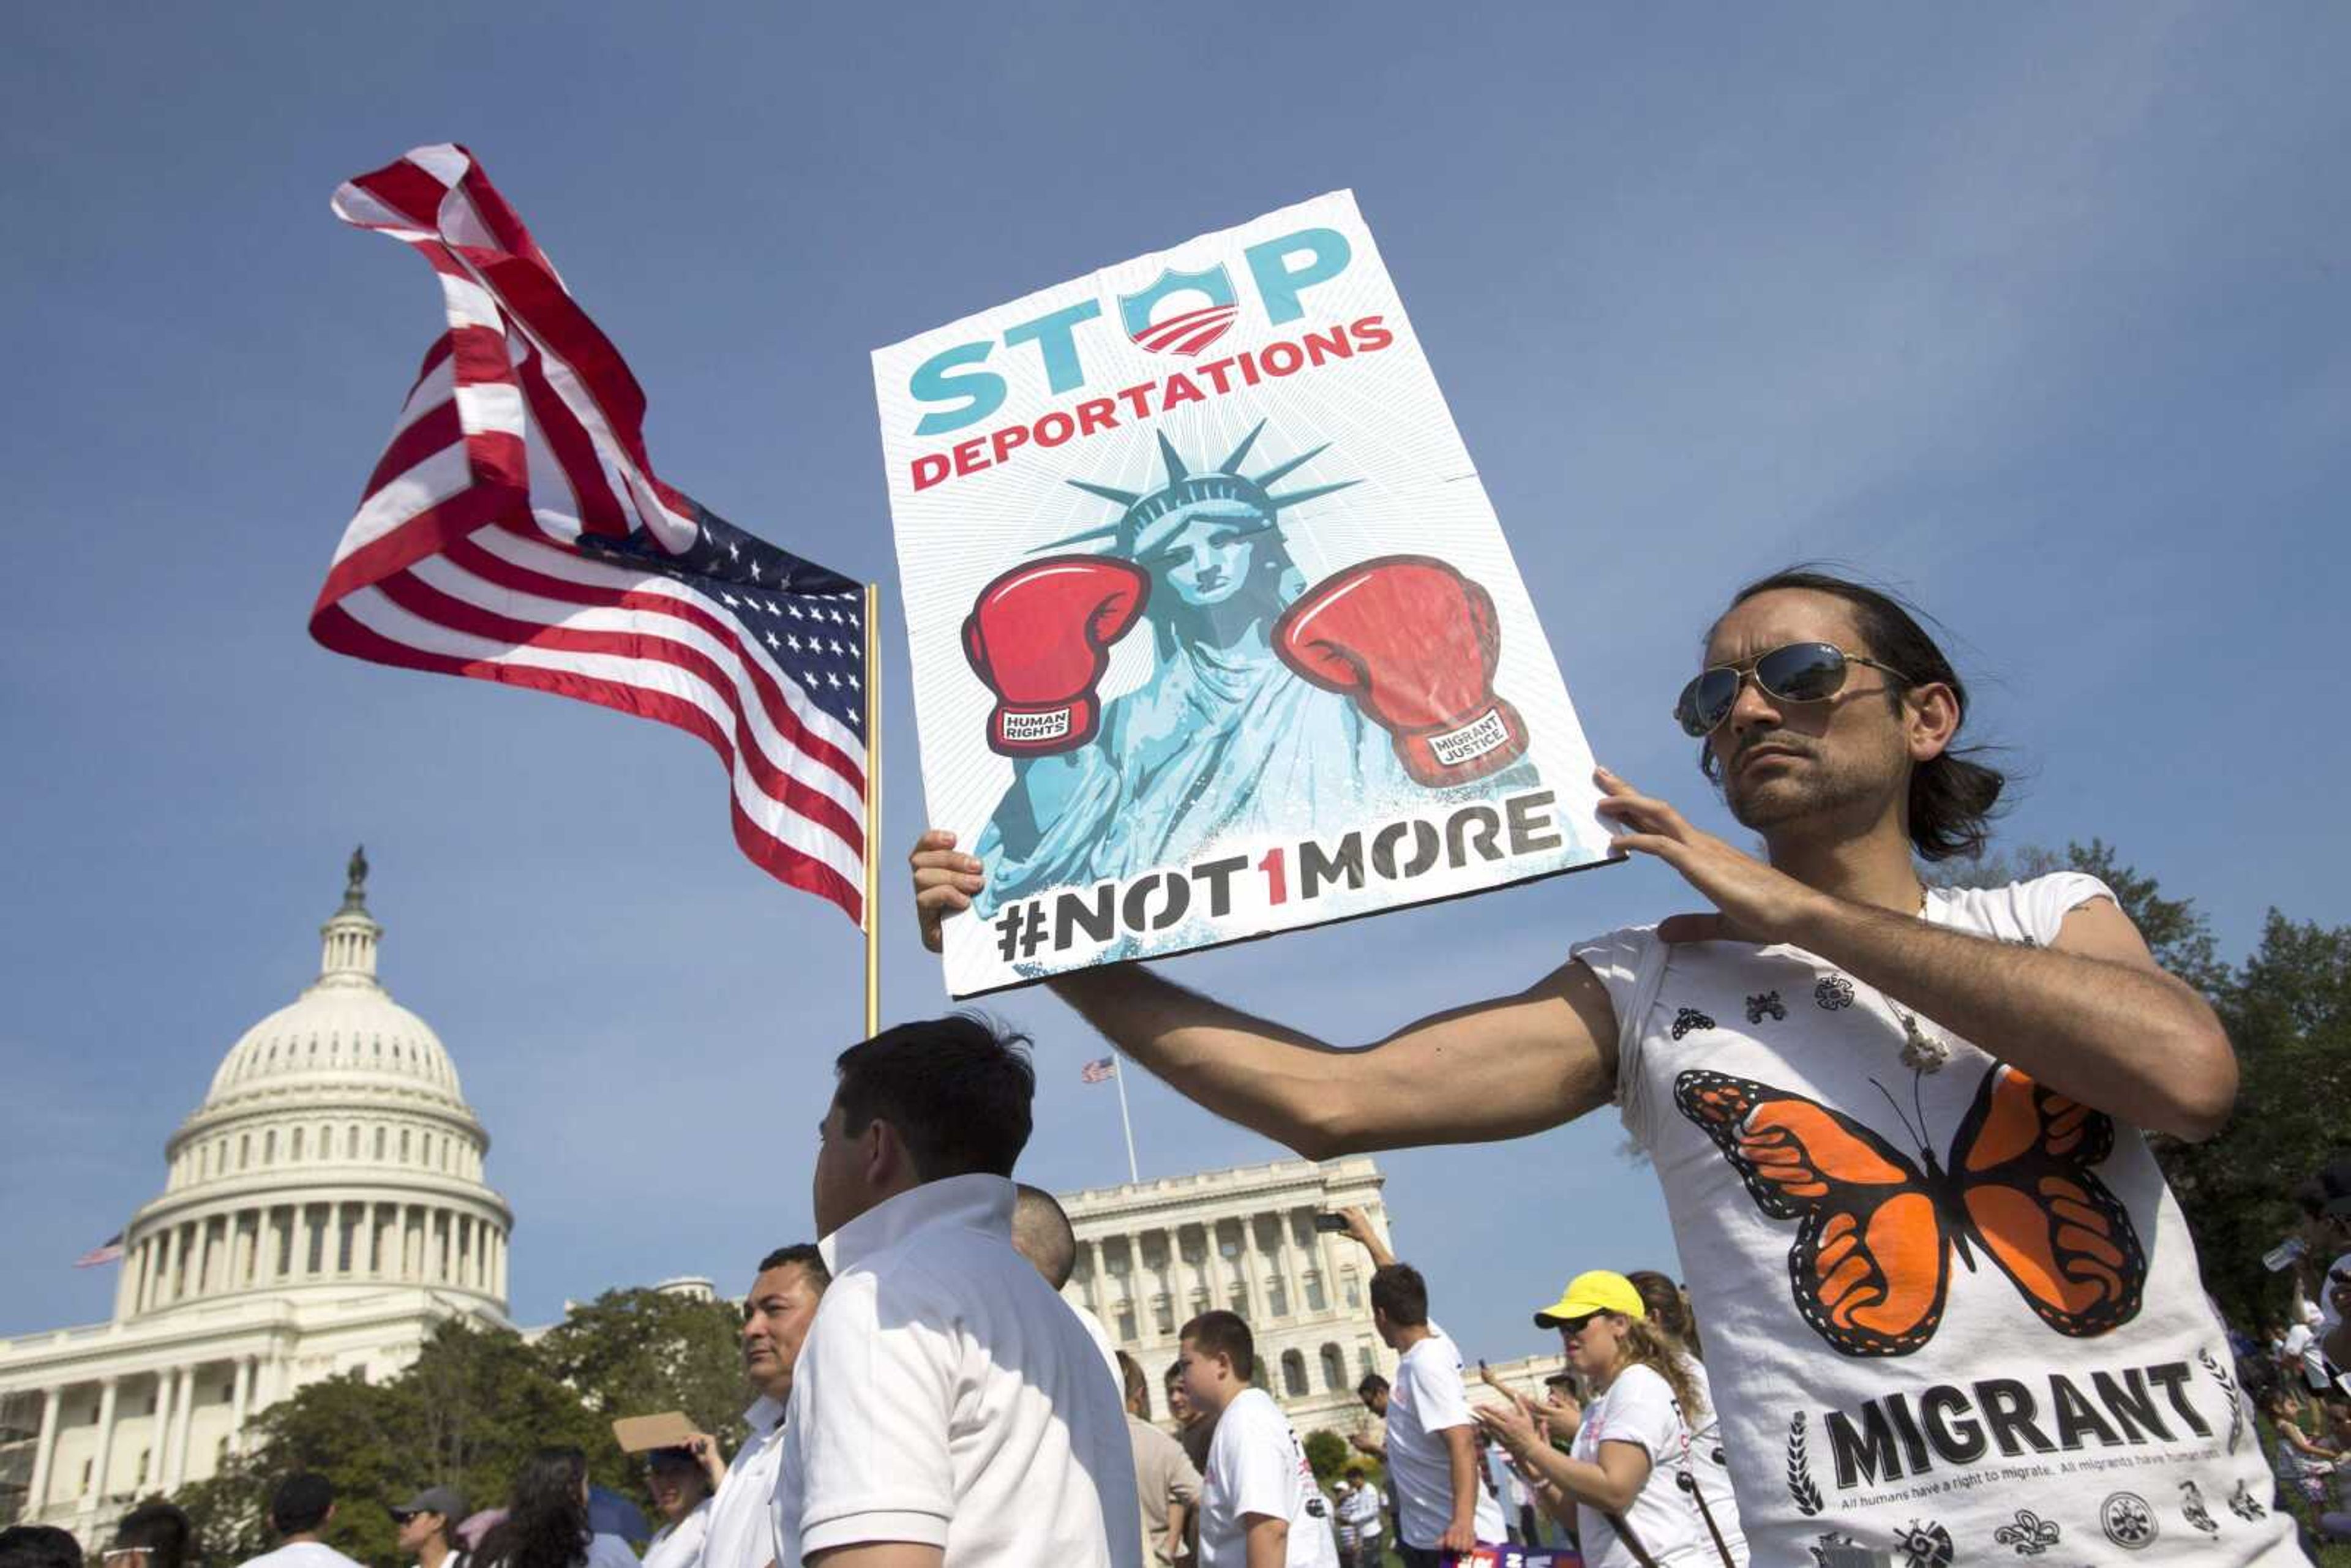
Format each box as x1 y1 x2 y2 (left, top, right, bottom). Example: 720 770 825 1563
832 1014 1035 1180
1356 1372 1390 1399
756 1242 831 1289
270 1472 336 1536
1370 1262 1430 1328
0 1526 84 1568
1705 568 2005 862
111 1504 193 1568
1181 1310 1256 1383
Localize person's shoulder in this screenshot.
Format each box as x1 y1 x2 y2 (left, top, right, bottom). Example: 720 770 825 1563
1568 923 1663 980
1931 871 2117 946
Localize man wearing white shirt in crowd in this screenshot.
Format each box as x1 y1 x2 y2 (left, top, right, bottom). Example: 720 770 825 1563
772 1015 1142 1568
232 1475 366 1568
689 1245 829 1568
1335 1209 1502 1565
1179 1310 1340 1568
1013 1180 1125 1392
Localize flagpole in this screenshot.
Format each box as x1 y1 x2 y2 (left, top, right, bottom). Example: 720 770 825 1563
1113 1053 1139 1185
862 582 882 1039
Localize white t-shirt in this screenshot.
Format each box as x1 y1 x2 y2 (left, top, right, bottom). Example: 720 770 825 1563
236 1544 367 1568
1384 1332 1507 1548
1574 874 2301 1566
1570 1363 1708 1568
1198 1387 1340 1568
640 1501 710 1568
1070 1297 1128 1395
1673 1354 1747 1564
1335 1484 1382 1542
704 1394 788 1568
585 1536 639 1568
772 1174 1141 1568
2282 1322 2332 1392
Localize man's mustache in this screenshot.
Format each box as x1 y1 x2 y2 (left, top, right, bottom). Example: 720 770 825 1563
1731 733 1815 768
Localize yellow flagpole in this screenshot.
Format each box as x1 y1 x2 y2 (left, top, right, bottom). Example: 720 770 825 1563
862 581 882 1038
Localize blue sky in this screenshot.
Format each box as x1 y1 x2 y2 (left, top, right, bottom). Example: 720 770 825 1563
5 4 2347 1368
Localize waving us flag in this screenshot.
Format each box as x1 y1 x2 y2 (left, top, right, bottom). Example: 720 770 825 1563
312 145 871 925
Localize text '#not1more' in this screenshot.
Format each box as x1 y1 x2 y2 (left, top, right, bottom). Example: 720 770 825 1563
992 788 1565 962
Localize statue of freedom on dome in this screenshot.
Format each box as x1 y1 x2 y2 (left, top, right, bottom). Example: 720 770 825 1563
970 423 1488 921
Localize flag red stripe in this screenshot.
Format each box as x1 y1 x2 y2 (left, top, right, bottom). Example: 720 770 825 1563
514 341 630 538
366 399 463 498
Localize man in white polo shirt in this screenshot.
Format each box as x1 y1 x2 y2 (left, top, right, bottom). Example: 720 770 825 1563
1179 1310 1339 1568
688 1244 829 1568
771 1015 1142 1568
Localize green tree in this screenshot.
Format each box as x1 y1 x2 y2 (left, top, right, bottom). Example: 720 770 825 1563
171 1319 621 1568
533 1289 749 1448
1302 1428 1350 1487
2161 910 2351 1322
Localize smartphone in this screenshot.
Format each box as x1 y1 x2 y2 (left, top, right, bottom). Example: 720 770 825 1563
1313 1213 1352 1233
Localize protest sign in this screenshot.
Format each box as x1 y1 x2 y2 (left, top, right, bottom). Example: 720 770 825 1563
874 192 1613 996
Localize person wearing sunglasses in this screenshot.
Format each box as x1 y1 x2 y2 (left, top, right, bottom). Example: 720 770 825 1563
911 566 2274 1564
391 1488 468 1568
1475 1272 1714 1568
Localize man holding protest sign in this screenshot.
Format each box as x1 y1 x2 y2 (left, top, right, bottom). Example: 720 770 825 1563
914 569 2297 1564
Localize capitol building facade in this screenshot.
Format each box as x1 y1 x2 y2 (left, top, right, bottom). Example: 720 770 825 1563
0 856 513 1541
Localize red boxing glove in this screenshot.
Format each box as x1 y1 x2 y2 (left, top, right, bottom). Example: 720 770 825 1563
1274 555 1529 787
963 555 1151 756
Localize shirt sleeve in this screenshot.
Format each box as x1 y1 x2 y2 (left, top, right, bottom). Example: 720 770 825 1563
1223 1401 1297 1525
1568 923 1662 1146
1402 1346 1472 1435
1594 1366 1682 1465
789 1267 958 1558
2020 872 2118 947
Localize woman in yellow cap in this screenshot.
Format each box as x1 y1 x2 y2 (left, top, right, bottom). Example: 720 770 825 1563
1473 1269 1725 1567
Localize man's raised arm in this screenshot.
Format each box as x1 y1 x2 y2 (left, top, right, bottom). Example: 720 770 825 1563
912 830 1620 1159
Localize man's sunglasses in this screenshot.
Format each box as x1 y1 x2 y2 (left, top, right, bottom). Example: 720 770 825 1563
1674 642 1913 738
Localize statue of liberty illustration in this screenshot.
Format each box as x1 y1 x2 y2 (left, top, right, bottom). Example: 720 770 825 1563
961 421 1533 922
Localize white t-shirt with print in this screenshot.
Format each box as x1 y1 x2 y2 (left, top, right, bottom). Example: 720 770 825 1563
1573 873 2300 1566
1570 1362 1708 1568
1385 1331 1507 1548
1198 1387 1340 1568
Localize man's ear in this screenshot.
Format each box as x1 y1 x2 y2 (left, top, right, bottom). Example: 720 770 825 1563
1905 681 1961 762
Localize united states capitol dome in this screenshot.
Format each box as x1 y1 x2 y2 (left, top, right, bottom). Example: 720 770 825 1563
204 854 467 1107
113 849 512 1319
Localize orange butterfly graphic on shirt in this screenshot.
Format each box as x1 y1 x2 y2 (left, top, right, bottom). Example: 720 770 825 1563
1673 1064 2146 1357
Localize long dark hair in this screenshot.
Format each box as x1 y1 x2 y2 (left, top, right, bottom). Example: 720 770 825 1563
1626 1269 1702 1360
1703 568 2006 862
477 1449 591 1568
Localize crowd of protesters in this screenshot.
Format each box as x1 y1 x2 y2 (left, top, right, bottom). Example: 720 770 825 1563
7 568 2349 1567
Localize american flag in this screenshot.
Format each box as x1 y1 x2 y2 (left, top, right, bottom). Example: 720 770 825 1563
1080 1055 1117 1084
75 1232 124 1268
310 146 868 925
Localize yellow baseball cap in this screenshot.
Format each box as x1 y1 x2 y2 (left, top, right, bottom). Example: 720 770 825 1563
1532 1269 1646 1328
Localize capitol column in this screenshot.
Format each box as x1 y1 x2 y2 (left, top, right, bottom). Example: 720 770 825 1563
229 1356 253 1454
25 1386 61 1517
1276 1210 1310 1319
494 1229 509 1300
88 1376 119 1504
151 1228 175 1309
165 1364 197 1490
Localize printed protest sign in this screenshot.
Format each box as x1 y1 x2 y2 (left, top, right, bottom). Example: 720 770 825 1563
874 191 1614 996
